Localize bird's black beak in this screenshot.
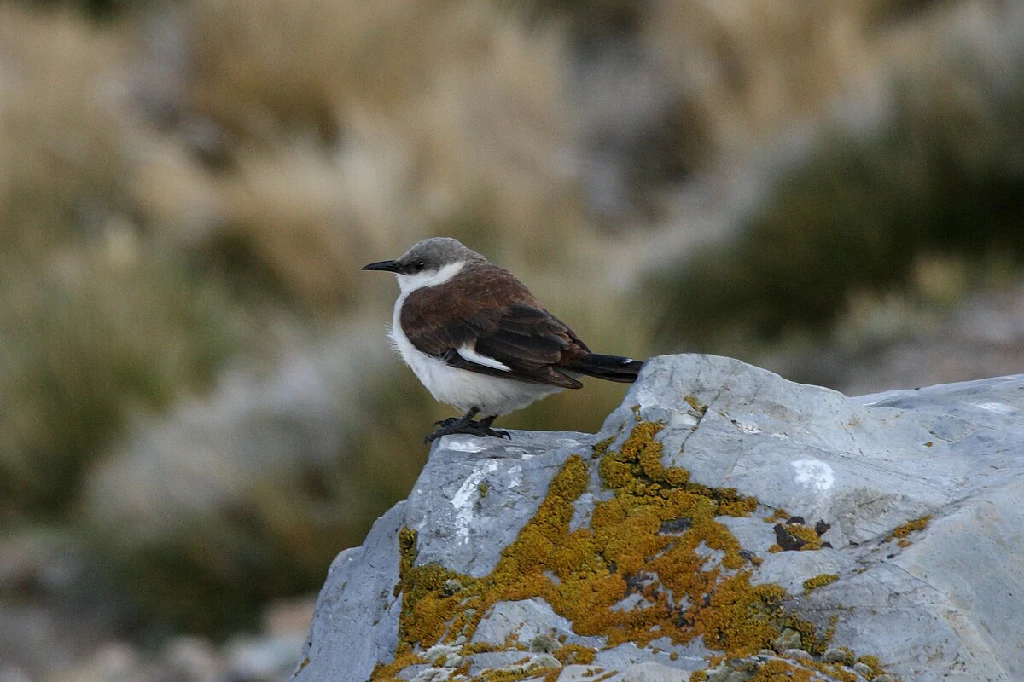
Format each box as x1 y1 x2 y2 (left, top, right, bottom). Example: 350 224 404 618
362 259 401 273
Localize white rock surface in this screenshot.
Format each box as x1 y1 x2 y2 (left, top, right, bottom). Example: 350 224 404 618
295 354 1024 682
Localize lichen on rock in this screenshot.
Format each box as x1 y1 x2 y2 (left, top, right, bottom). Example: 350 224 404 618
296 355 1024 682
375 422 888 680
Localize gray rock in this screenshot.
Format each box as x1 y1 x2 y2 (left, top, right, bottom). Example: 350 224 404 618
821 647 853 664
594 642 709 671
464 651 534 676
851 662 874 677
471 599 602 651
752 548 849 595
296 504 405 679
409 668 455 682
771 628 801 653
404 431 598 578
554 666 597 682
296 354 1024 682
618 662 692 681
713 516 776 555
558 661 692 682
526 654 561 669
422 643 462 666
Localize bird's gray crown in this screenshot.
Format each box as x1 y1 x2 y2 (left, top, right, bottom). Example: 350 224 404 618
397 237 485 272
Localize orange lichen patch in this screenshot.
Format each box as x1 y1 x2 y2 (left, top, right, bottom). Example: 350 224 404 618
765 508 792 523
691 574 788 655
554 644 597 665
789 524 825 550
473 664 561 682
749 659 817 681
803 574 840 592
856 655 884 678
370 649 428 681
400 555 478 647
886 516 931 542
773 519 831 552
379 422 892 680
806 660 863 682
684 394 708 416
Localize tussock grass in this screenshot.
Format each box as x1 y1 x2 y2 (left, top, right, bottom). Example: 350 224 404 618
0 5 136 255
634 0 989 178
137 0 586 312
0 251 239 518
652 12 1024 348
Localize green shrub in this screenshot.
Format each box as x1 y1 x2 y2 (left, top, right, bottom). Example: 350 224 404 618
653 59 1024 347
0 255 238 519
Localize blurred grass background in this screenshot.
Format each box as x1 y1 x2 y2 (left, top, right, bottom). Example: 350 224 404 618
2 0 1024 679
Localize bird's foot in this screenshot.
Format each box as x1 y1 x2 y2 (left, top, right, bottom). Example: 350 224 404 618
425 409 509 443
432 416 463 429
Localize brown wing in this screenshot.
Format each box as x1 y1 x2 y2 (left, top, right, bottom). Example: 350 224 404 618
401 263 588 388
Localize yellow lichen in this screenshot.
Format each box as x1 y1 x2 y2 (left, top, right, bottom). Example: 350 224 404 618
554 644 596 665
684 394 708 416
370 649 428 680
807 658 862 682
749 659 816 681
379 422 891 680
856 655 884 677
887 516 931 541
473 664 559 682
785 522 826 551
802 574 840 592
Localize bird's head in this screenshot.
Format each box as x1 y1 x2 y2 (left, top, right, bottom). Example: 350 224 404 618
363 237 485 294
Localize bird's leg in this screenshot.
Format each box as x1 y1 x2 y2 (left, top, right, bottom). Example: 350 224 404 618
472 414 510 440
432 406 480 430
425 408 510 442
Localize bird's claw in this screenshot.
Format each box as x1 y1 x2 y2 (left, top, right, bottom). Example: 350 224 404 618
425 418 510 443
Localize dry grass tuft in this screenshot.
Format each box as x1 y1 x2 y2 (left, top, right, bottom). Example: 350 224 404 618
650 1 1024 351
635 0 996 175
136 0 586 312
640 0 884 166
181 0 452 143
0 5 136 255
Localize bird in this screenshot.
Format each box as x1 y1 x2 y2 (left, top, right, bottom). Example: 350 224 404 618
363 237 644 443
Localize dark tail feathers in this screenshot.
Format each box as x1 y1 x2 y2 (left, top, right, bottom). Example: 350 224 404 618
571 353 644 383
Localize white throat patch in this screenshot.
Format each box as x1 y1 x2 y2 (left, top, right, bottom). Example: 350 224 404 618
396 261 465 295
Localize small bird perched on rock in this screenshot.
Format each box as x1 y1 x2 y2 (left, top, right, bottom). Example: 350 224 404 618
363 237 644 442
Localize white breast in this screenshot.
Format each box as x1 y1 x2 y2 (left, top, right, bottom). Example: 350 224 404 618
388 271 564 416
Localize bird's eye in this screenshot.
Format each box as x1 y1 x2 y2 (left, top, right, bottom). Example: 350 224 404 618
412 259 426 271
